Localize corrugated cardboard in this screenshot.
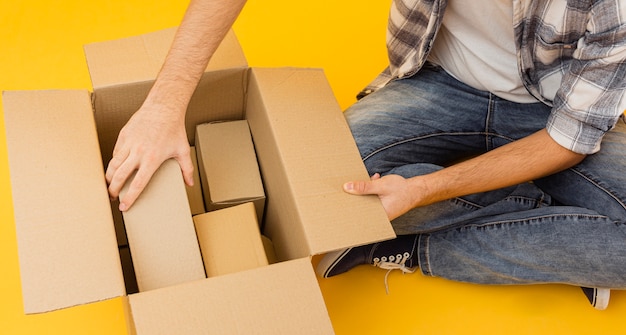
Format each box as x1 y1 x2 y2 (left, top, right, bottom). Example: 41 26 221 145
85 29 246 89
195 120 265 220
4 28 394 333
126 258 334 335
3 90 126 313
245 68 395 260
193 202 268 277
186 146 205 215
120 159 206 292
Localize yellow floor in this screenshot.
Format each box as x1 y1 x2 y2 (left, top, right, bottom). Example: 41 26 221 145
1 1 625 334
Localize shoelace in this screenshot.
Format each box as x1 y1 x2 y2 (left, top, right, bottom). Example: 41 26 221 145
373 252 417 294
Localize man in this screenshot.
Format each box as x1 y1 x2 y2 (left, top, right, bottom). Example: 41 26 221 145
106 0 626 310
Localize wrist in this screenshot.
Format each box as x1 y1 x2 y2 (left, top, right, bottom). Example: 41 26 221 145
408 172 451 207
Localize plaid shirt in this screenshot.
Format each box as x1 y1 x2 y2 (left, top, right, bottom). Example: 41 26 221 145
363 0 626 154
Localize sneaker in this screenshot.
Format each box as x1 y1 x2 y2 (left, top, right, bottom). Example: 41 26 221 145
581 287 610 310
316 234 419 278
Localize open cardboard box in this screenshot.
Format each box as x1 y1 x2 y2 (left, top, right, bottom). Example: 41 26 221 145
3 28 394 334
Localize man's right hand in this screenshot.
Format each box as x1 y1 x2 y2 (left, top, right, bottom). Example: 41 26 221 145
105 105 194 211
104 0 247 211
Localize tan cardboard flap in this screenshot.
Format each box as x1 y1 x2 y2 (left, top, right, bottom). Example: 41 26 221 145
245 68 395 260
128 258 334 335
3 90 125 313
84 28 247 89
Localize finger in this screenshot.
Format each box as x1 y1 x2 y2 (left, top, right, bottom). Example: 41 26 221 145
107 153 139 200
343 179 378 195
177 148 195 187
118 163 158 211
105 148 130 184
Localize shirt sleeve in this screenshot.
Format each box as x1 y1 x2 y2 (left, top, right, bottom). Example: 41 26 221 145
546 2 626 155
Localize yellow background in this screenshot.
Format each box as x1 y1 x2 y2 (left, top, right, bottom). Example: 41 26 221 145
1 1 625 334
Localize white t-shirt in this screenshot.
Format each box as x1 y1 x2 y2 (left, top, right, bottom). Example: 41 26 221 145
427 0 538 103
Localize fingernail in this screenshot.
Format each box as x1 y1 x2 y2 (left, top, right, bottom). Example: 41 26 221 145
119 203 127 212
343 182 353 191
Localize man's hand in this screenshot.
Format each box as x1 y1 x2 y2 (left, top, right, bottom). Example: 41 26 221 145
105 107 194 211
342 130 586 221
343 173 423 220
101 0 247 212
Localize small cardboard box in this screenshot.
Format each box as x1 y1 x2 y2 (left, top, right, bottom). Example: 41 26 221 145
120 159 206 292
194 202 268 277
195 120 265 221
3 28 394 334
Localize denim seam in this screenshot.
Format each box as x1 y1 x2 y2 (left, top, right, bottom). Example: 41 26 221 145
485 93 495 150
451 196 484 210
417 234 433 276
504 195 551 208
362 131 517 162
458 213 611 232
571 167 626 212
449 190 549 212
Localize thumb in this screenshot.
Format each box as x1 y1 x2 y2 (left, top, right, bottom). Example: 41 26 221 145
343 174 381 195
178 150 195 187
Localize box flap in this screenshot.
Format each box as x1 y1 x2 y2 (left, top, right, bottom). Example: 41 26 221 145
84 28 247 89
3 90 125 313
127 258 334 334
245 68 395 260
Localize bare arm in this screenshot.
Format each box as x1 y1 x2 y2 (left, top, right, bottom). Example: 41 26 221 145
105 0 247 211
344 129 586 220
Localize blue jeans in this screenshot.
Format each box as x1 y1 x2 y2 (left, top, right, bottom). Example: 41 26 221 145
345 63 626 288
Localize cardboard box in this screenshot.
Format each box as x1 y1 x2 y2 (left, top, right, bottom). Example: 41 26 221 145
193 202 268 277
120 158 206 292
3 28 394 333
4 90 126 313
195 120 265 220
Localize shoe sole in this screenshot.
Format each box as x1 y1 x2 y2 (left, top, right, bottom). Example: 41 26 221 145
315 248 351 278
594 288 611 310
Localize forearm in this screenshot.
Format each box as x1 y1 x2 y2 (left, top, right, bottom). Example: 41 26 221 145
411 129 586 206
106 0 247 210
144 0 247 117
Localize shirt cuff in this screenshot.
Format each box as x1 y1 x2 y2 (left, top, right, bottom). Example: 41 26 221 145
546 111 603 155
